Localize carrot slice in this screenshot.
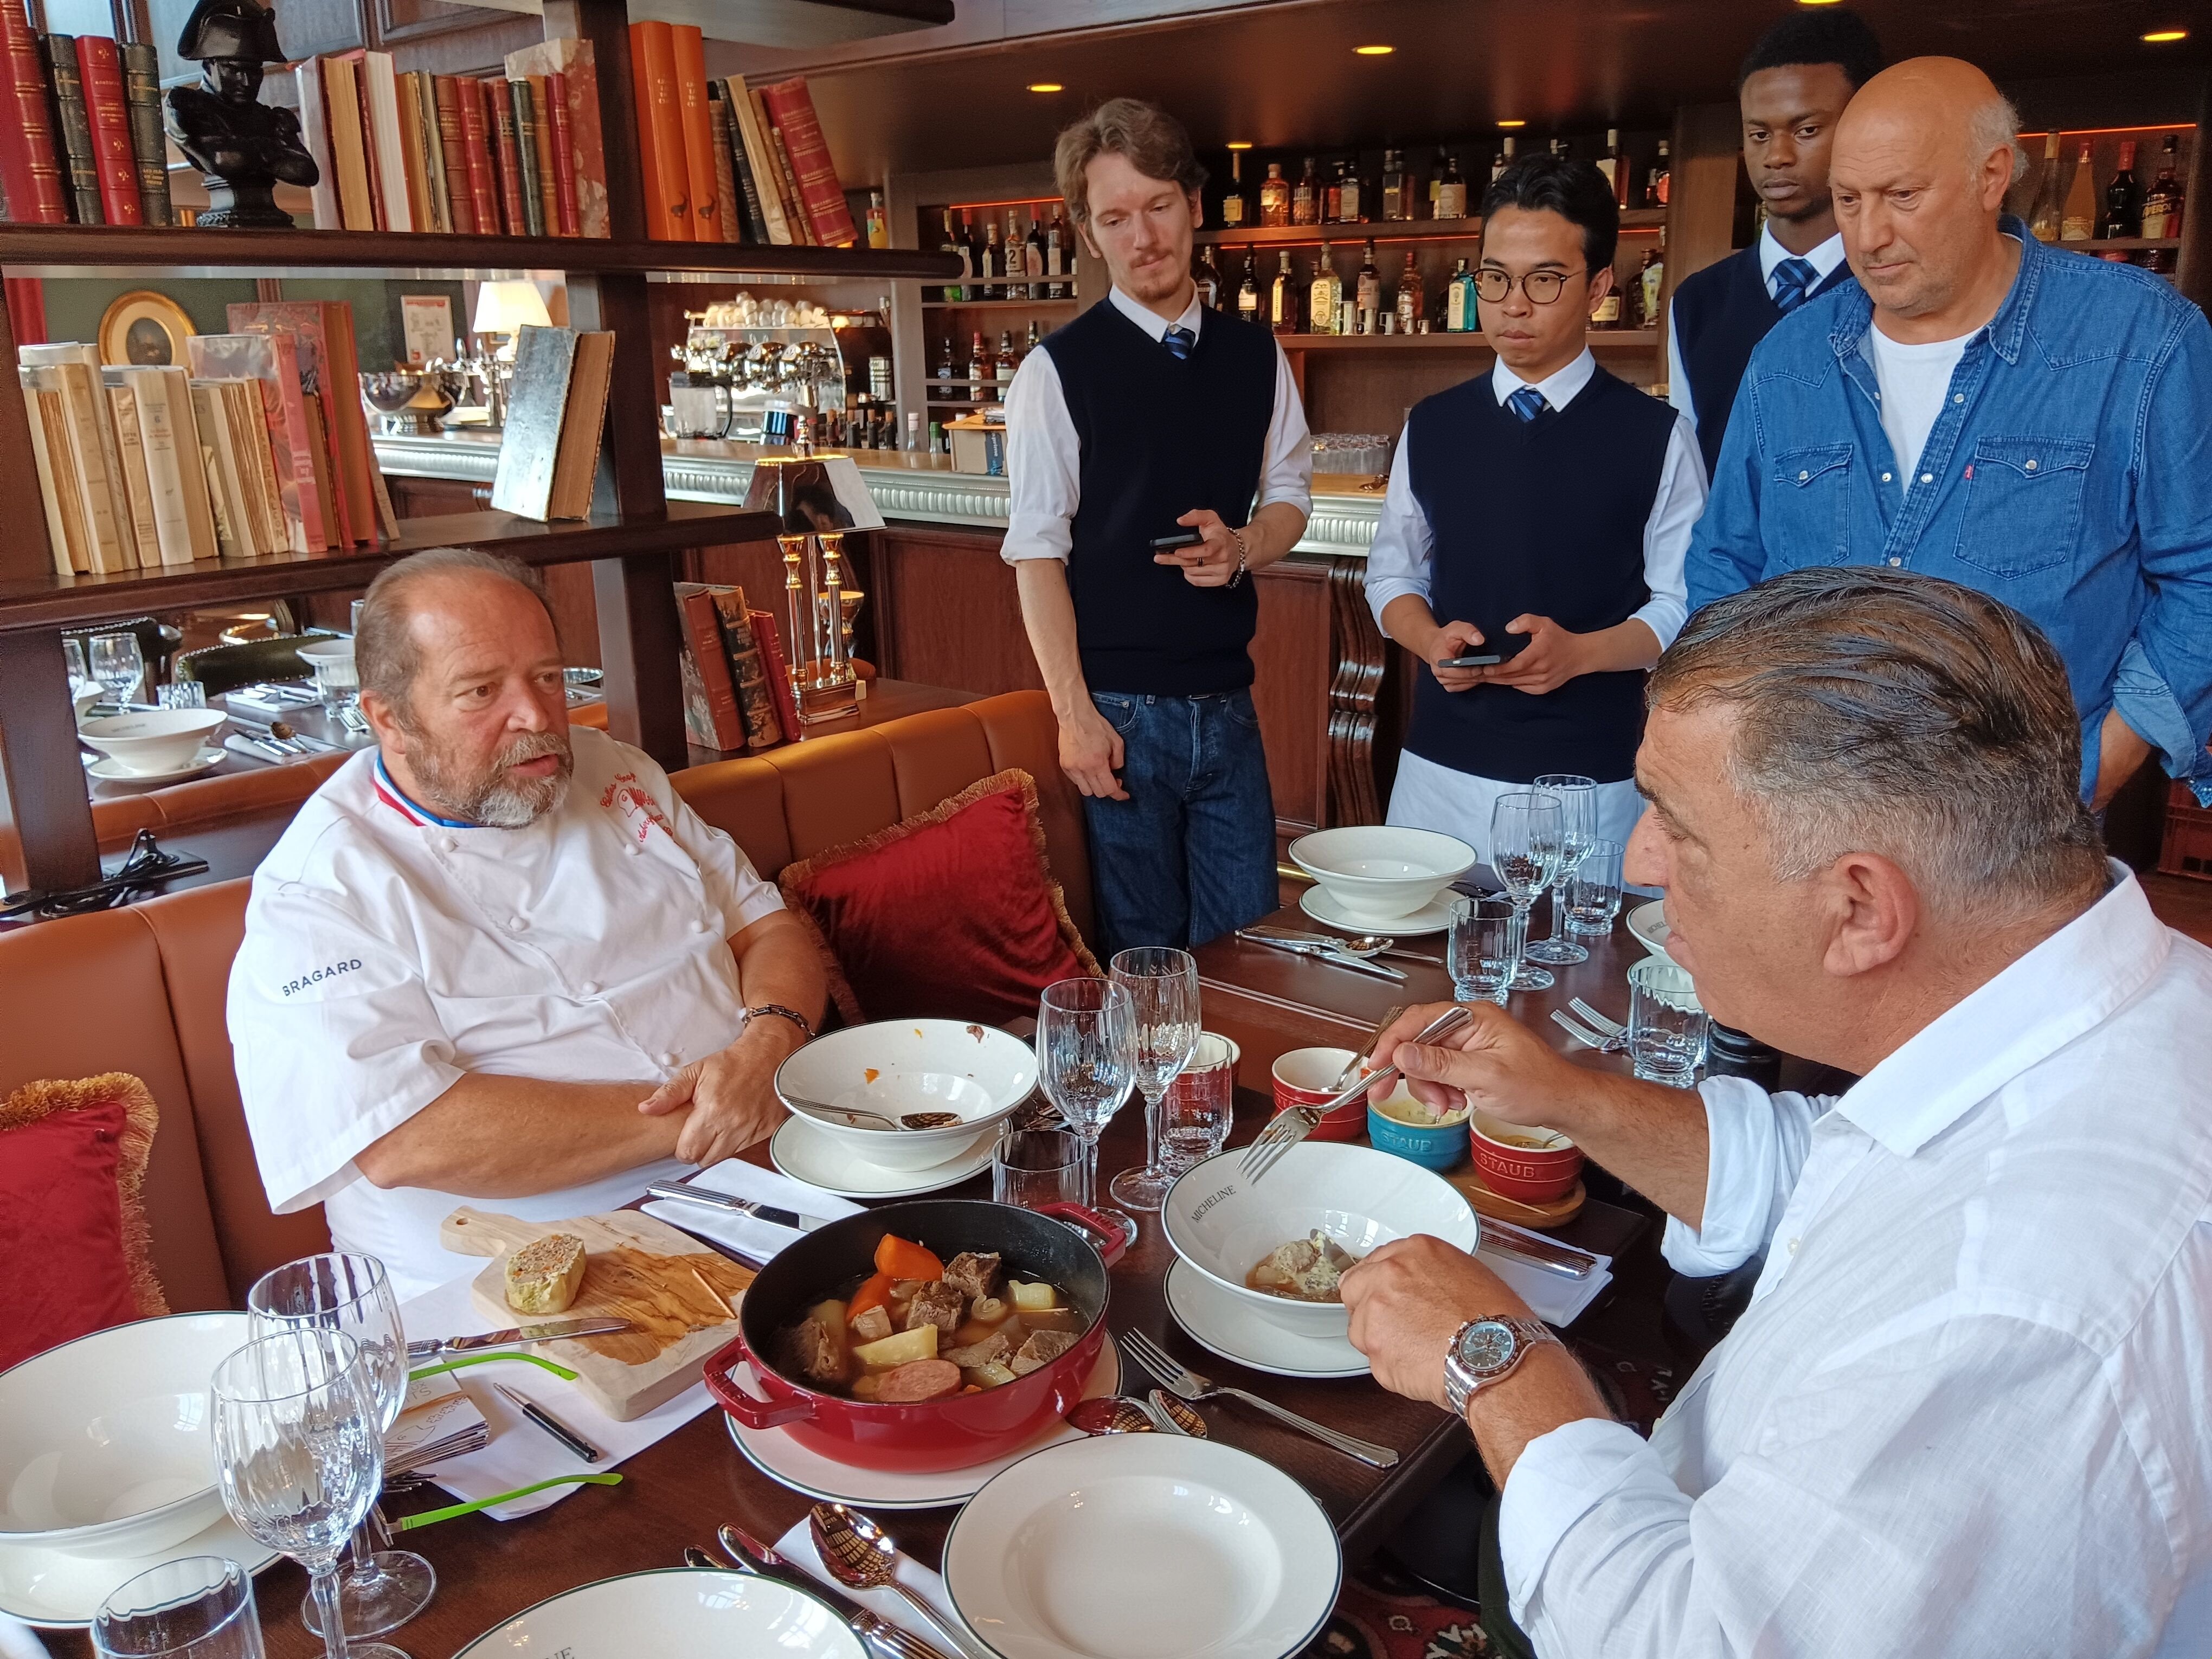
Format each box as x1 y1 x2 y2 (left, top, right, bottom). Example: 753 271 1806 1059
873 1234 944 1281
847 1270 895 1321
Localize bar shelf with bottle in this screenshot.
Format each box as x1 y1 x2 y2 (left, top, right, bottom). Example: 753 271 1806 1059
1193 208 1668 247
2013 124 2192 274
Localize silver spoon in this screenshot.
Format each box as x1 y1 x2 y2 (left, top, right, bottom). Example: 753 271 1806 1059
783 1094 963 1133
810 1503 985 1659
1065 1396 1159 1436
1146 1389 1208 1437
684 1546 720 1568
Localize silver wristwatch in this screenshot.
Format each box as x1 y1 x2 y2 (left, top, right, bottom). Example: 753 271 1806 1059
1443 1316 1558 1414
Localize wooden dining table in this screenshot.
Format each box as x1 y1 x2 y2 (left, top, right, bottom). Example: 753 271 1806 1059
42 898 1693 1659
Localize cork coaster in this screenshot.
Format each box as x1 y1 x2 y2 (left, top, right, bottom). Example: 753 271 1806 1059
1444 1168 1586 1229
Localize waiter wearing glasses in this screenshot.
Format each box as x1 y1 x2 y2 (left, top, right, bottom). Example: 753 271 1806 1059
1365 152 1705 863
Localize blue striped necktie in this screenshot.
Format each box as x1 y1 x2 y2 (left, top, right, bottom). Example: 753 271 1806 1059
1771 258 1817 314
1507 386 1547 422
1162 325 1195 359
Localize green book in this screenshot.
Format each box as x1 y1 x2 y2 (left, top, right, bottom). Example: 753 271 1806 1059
506 78 543 237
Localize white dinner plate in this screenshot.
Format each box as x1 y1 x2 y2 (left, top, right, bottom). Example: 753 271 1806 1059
454 1567 866 1657
1298 884 1455 938
769 1112 996 1198
944 1435 1341 1659
1162 1258 1370 1380
724 1342 1120 1510
1627 899 1675 962
82 745 224 786
0 1513 281 1629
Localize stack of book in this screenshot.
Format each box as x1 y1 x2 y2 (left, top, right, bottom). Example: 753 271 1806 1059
0 1 171 227
628 40 854 248
293 42 608 237
20 300 390 575
673 580 801 753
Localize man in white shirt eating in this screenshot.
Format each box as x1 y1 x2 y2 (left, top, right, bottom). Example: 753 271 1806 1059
1344 567 2212 1658
228 548 826 1296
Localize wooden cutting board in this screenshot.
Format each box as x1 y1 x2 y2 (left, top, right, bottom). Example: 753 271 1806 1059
438 1207 755 1422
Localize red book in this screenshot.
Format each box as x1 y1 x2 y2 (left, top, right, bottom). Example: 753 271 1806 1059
0 0 63 221
749 609 801 744
677 588 747 750
430 75 472 234
453 75 499 237
544 69 578 236
71 36 140 226
484 76 526 235
757 76 857 247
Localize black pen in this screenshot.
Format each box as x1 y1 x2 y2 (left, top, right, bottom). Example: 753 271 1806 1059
492 1382 605 1463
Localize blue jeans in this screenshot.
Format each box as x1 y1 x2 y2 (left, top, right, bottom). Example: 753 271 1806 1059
1081 689 1278 956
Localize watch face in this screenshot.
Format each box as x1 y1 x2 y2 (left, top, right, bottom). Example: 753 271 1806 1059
1458 1320 1518 1375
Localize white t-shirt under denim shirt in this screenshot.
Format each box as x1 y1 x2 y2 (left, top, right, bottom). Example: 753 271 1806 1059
1863 323 1972 494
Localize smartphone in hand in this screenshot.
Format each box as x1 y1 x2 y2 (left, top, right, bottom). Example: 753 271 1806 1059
1441 631 1528 670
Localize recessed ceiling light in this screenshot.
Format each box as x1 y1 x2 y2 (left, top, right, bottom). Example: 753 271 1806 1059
1226 141 1253 151
1027 81 1064 92
2142 28 2188 40
1354 43 1394 55
1497 119 1527 129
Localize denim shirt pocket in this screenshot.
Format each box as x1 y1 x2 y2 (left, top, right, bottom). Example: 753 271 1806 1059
1768 443 1853 564
1952 436 2095 580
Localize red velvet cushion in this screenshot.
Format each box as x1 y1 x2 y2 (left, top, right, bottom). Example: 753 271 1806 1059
0 1075 168 1374
780 769 1101 1026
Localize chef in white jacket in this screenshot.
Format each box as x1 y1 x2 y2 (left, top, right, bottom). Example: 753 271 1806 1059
228 548 826 1296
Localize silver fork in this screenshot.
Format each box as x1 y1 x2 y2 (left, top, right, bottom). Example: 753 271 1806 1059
1239 1005 1472 1185
1121 1330 1399 1467
1569 999 1628 1040
1551 1008 1626 1052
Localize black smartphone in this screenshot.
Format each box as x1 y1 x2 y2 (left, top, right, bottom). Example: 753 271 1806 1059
1442 633 1527 668
1149 530 1204 551
1441 653 1502 667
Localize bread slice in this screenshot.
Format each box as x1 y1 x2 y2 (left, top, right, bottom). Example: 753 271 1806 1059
505 1233 588 1314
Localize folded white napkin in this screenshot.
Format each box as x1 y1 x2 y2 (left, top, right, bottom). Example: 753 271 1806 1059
1482 1242 1613 1328
640 1159 864 1263
773 1517 988 1655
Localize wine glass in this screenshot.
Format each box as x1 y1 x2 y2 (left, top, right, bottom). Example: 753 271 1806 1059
1037 976 1135 1242
89 632 145 705
1106 946 1200 1212
210 1330 404 1659
62 636 89 702
248 1255 433 1642
1523 774 1596 967
1490 790 1565 992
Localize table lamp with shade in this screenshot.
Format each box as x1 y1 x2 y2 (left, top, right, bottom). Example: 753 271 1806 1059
461 281 554 429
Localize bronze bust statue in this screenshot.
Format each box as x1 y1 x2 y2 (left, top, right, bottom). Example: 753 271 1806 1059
164 0 318 228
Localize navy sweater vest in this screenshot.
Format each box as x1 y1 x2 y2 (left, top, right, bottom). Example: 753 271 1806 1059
1671 243 1853 479
1040 299 1277 694
1405 367 1675 786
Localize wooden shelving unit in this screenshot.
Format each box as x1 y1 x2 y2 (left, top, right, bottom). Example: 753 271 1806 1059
1274 328 1657 352
1193 208 1668 248
0 0 959 902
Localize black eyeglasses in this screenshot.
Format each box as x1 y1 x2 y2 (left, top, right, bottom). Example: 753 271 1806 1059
1472 267 1590 305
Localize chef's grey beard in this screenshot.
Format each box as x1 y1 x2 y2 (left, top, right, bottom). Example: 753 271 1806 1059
411 728 574 827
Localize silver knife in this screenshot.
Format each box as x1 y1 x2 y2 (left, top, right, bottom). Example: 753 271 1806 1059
646 1181 833 1231
1234 930 1407 981
718 1523 954 1659
1476 1217 1600 1281
221 732 289 765
405 1316 633 1360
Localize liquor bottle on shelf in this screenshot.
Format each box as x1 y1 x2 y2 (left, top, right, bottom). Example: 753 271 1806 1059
1446 256 1477 332
1339 160 1362 223
964 211 986 281
968 331 993 402
2100 139 2142 239
1195 241 1221 310
1324 162 1343 224
1026 318 1044 351
1634 233 1665 329
1222 148 1248 228
1025 207 1048 297
1046 207 1070 297
1491 135 1515 187
2141 134 2184 269
936 334 957 394
1260 160 1290 226
1436 149 1467 219
981 214 1005 279
1237 252 1261 325
2060 139 2097 240
1645 140 1670 207
1309 242 1339 334
866 191 888 248
996 328 1019 398
1395 249 1420 333
941 208 968 300
1293 156 1319 224
1355 239 1380 333
1381 149 1406 221
1271 253 1298 333
1601 128 1628 207
2026 131 2065 243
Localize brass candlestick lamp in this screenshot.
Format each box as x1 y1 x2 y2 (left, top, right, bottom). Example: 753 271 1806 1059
746 454 883 724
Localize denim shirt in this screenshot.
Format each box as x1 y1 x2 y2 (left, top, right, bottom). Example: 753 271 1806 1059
1687 217 2212 800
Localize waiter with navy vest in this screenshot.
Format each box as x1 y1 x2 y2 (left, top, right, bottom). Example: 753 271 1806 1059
1366 152 1704 862
1667 9 1882 478
1005 98 1313 955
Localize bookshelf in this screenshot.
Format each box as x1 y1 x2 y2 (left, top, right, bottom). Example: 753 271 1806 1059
0 0 959 903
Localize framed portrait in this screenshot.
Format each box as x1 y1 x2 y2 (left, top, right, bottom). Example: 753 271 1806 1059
97 290 197 367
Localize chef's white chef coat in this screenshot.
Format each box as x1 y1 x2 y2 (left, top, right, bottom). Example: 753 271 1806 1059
227 726 786 1297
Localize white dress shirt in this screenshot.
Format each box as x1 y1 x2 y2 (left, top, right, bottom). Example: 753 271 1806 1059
1666 224 1848 435
1001 286 1314 564
228 727 786 1297
1500 867 2212 1658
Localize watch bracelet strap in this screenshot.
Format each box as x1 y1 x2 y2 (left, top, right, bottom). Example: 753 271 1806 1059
745 1002 814 1040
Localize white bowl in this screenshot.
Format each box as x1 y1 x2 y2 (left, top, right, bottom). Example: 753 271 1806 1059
1161 1141 1481 1341
775 1019 1037 1172
455 1569 864 1658
295 638 358 693
1627 899 1676 962
0 1312 250 1558
1288 825 1476 924
76 709 227 777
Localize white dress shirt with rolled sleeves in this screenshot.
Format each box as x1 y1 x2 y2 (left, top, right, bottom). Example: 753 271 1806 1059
227 726 787 1297
1498 867 2212 1658
1000 286 1314 565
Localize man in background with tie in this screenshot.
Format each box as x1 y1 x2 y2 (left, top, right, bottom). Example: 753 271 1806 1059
1004 97 1313 954
1666 8 1883 479
1365 151 1704 867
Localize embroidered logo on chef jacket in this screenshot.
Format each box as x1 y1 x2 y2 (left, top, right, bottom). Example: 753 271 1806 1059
279 958 364 996
599 771 677 846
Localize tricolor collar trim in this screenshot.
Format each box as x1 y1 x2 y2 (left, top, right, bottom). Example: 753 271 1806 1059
373 755 477 829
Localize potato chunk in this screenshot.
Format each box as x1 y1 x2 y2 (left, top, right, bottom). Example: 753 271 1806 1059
851 1323 938 1369
1008 1279 1060 1312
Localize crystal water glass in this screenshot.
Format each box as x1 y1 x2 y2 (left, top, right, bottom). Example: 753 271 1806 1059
1566 840 1625 936
93 1556 264 1659
63 636 89 702
1106 946 1200 1212
248 1254 433 1641
1628 957 1708 1086
89 631 145 705
1448 895 1516 1005
210 1330 402 1659
1037 977 1135 1242
993 1126 1089 1212
1490 790 1565 992
1525 774 1596 967
1160 1033 1237 1171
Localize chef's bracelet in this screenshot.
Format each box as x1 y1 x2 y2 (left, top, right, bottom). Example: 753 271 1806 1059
746 1002 815 1041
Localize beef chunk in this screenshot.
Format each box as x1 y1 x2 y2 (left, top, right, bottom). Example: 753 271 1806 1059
942 1329 1013 1369
1008 1327 1079 1376
777 1316 846 1386
848 1304 893 1344
903 1281 966 1335
943 1251 1003 1301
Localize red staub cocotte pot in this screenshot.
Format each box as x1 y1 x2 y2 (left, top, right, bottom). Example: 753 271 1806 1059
704 1197 1126 1474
